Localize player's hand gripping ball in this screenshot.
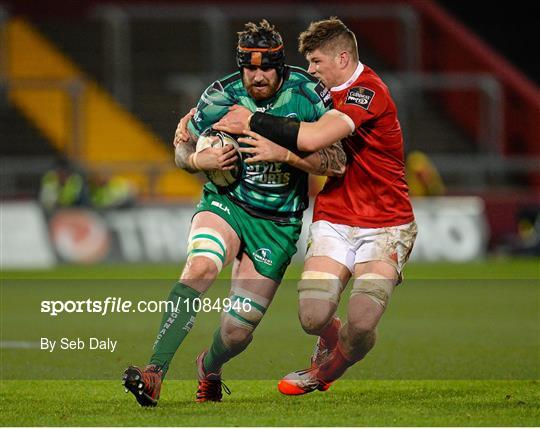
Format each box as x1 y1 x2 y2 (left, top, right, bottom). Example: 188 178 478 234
196 129 243 187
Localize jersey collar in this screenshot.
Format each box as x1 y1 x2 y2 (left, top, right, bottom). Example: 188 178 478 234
331 61 364 92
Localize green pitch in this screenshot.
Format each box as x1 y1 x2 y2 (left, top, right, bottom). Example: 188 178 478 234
1 257 539 426
1 380 538 426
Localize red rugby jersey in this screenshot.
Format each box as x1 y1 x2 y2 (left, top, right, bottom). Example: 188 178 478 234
313 63 414 227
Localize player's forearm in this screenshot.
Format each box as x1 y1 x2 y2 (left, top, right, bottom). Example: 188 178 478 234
284 143 346 177
297 114 352 152
174 141 199 174
249 110 353 153
316 142 347 177
301 142 347 177
283 152 319 175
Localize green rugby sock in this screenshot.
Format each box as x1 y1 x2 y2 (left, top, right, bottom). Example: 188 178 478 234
149 281 201 376
203 328 238 374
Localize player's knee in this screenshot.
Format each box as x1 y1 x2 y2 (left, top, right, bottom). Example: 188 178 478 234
221 323 253 348
297 271 341 334
185 227 227 277
182 256 219 280
298 308 332 335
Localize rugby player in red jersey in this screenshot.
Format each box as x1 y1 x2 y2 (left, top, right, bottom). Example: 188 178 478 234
214 17 418 395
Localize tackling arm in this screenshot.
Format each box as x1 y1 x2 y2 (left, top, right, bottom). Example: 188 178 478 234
237 131 346 177
292 142 347 177
250 109 354 152
297 111 355 152
214 105 354 153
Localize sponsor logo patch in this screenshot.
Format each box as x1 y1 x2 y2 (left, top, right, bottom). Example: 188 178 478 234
345 86 375 110
253 248 273 266
314 81 333 107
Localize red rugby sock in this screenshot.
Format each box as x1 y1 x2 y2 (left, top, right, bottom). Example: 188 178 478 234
320 316 341 349
317 343 353 382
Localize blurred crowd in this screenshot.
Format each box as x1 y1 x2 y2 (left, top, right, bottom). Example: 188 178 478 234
406 151 445 197
39 159 137 212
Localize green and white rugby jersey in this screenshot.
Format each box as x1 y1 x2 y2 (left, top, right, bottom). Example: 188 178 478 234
187 66 332 222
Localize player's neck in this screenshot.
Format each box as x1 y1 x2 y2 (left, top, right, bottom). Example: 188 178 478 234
332 61 363 91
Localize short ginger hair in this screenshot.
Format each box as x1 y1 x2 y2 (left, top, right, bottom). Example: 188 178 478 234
298 17 358 61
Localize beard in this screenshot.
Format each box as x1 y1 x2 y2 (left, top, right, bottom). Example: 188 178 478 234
244 75 282 101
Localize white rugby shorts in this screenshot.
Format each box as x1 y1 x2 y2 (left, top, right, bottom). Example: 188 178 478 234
305 220 418 278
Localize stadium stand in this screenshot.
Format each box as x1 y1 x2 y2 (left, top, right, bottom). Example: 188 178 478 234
31 12 475 156
1 0 538 198
0 103 60 198
3 17 201 198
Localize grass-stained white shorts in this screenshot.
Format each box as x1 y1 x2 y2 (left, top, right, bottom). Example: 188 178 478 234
305 220 417 281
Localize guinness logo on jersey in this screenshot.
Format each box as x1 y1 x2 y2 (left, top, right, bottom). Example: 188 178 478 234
345 86 375 110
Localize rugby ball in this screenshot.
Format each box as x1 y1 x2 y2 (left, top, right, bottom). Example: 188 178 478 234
196 129 243 187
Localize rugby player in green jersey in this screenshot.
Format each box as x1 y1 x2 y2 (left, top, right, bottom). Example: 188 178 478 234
122 19 346 406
